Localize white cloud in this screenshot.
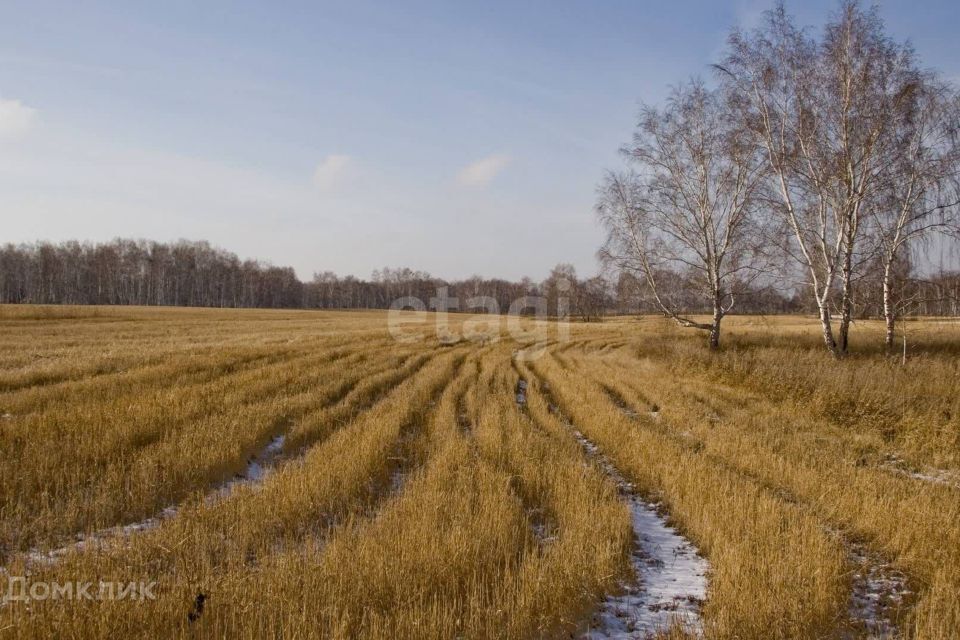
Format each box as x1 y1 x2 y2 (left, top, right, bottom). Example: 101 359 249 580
0 97 37 138
456 154 510 187
312 154 355 192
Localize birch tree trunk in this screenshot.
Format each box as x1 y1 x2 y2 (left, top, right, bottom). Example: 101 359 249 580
818 297 839 357
882 261 896 350
838 235 856 356
709 296 723 350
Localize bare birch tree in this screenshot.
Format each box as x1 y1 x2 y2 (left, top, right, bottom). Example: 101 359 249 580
597 80 767 349
870 78 960 348
718 1 921 356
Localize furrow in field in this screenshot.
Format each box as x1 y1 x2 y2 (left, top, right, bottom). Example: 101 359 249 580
199 347 623 640
840 534 913 639
608 376 914 638
0 351 467 640
494 355 641 632
0 344 311 414
521 362 706 638
0 351 320 552
585 354 921 638
366 353 469 512
191 354 521 638
283 349 434 452
474 359 560 547
0 353 162 394
5 351 398 563
18 433 290 568
512 360 624 554
571 429 707 640
530 350 848 639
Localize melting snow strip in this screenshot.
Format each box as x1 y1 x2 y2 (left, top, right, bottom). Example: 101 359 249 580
569 428 708 639
516 379 528 406
18 435 287 567
839 534 912 639
881 455 960 490
389 468 408 494
523 505 557 546
210 435 286 499
609 395 917 637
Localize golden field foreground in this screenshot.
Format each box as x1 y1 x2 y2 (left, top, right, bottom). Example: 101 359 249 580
1 305 959 639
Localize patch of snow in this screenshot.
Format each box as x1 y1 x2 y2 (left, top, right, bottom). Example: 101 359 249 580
24 506 180 566
527 508 557 545
898 467 960 488
571 430 708 639
844 537 912 638
241 435 285 483
211 434 286 500
905 469 960 488
531 522 550 542
20 434 288 567
390 468 407 493
882 454 960 490
516 380 528 406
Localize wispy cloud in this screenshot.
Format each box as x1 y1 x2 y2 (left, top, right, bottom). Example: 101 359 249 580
456 154 510 188
312 154 355 192
0 97 37 138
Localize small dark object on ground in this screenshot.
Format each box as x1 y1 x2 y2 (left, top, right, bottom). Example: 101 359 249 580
188 592 207 623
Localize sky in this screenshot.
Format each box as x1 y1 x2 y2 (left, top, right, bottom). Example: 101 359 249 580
1 1 958 282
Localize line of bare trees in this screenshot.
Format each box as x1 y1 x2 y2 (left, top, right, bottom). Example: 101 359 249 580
0 240 303 309
3 235 957 324
0 240 603 316
1 238 817 318
597 1 960 355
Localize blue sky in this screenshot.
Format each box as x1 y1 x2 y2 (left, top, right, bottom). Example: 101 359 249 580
1 1 958 281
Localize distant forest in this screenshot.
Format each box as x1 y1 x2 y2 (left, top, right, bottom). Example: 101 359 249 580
1 239 959 319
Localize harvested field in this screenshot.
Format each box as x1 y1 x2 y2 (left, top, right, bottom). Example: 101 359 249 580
1 306 959 639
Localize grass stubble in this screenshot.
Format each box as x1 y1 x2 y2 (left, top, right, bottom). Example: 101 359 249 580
0 306 958 639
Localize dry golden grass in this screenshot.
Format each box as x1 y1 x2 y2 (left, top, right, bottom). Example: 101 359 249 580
0 306 958 639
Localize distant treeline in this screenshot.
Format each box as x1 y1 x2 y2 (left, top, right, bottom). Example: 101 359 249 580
0 239 545 311
1 240 304 309
1 239 958 318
